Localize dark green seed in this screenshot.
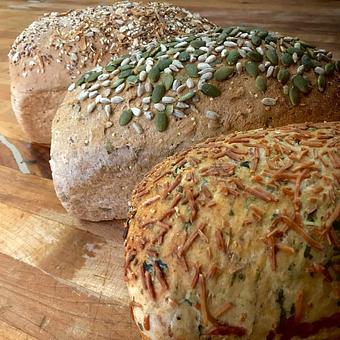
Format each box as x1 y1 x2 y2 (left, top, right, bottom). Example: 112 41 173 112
148 66 160 83
111 57 125 66
191 39 205 48
245 61 258 78
200 83 221 97
265 34 277 44
247 50 263 62
301 54 313 71
311 59 322 68
289 86 300 106
317 74 326 92
152 85 166 103
214 66 234 81
227 49 240 65
185 64 199 78
105 64 116 72
299 40 315 49
111 78 124 89
120 64 134 71
179 51 190 62
229 27 239 37
179 91 196 102
251 35 262 47
335 60 340 72
255 75 267 92
119 109 133 126
293 74 310 94
306 48 315 59
266 48 278 65
85 71 101 82
126 75 138 85
76 74 86 86
155 112 169 132
217 32 227 44
277 68 290 84
119 69 133 79
135 64 146 73
162 73 174 91
281 53 293 66
257 30 268 39
157 59 172 71
324 63 335 75
286 47 303 57
193 49 206 57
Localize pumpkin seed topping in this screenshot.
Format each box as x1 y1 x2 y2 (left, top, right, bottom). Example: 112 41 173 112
214 66 234 81
152 85 166 103
155 112 169 131
119 109 133 126
200 83 221 97
255 75 267 92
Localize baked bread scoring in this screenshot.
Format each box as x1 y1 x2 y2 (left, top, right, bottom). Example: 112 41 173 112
9 1 214 144
125 122 340 339
51 27 340 221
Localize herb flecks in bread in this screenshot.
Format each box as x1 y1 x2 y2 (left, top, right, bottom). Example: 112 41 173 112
71 27 340 134
125 122 340 339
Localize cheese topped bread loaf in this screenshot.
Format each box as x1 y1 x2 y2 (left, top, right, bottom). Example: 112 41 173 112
8 1 214 144
125 122 340 339
51 27 340 221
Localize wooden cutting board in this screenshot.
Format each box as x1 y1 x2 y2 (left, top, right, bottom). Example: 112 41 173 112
0 1 339 339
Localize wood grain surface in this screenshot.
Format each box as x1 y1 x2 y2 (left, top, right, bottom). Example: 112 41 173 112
0 0 339 339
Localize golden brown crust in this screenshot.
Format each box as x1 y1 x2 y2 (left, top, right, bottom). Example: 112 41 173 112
9 1 215 144
125 122 340 339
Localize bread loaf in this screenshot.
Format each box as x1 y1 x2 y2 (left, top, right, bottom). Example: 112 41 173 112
124 121 340 339
50 27 340 221
8 1 214 144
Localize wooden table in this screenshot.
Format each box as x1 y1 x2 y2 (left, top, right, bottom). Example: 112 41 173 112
0 1 339 339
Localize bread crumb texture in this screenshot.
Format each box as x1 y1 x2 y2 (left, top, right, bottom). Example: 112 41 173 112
125 122 340 339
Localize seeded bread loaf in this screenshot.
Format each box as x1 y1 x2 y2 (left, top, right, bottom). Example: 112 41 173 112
8 1 214 144
124 121 340 340
50 27 340 221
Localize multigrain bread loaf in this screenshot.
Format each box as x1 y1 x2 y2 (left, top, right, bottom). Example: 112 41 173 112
8 1 214 144
50 27 340 221
124 122 340 340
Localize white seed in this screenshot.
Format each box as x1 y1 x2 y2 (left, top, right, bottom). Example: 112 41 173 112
186 78 194 89
215 45 224 52
199 46 210 52
158 54 169 60
99 98 111 104
197 62 211 70
176 102 189 109
239 49 247 58
88 83 100 92
264 61 271 68
162 96 175 104
142 96 151 104
224 41 237 47
169 64 179 72
174 41 188 48
205 55 216 63
104 105 111 117
89 90 98 99
259 63 266 72
164 68 172 74
173 109 186 118
142 104 150 111
236 62 242 74
115 83 125 93
132 122 143 134
197 79 206 90
68 83 76 91
70 52 78 62
145 82 152 93
121 57 130 66
137 83 145 97
198 67 214 75
144 111 153 120
101 80 111 87
105 121 113 129
146 64 152 73
266 65 274 78
205 110 219 120
172 60 184 69
139 70 147 81
221 49 228 58
186 45 195 53
292 52 298 63
261 97 277 106
137 57 145 67
200 72 213 81
160 43 167 52
172 79 181 91
176 84 186 93
314 66 325 75
87 102 96 113
256 46 264 55
78 90 89 101
111 96 124 104
154 103 165 111
102 88 111 97
111 69 120 77
95 95 102 104
98 73 110 81
297 65 304 74
242 46 252 53
131 107 141 116
244 41 253 48
198 54 207 62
